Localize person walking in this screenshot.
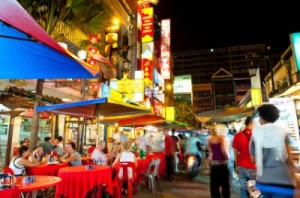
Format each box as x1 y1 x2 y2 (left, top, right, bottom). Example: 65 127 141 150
250 104 297 198
207 124 230 198
232 116 256 198
171 128 180 173
164 128 176 181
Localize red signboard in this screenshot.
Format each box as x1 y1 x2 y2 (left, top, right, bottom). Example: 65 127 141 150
142 58 153 86
154 99 164 117
141 7 153 43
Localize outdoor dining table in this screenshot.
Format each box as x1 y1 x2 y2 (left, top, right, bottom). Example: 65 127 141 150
146 152 166 176
0 187 20 198
27 162 68 176
16 175 61 198
55 165 113 198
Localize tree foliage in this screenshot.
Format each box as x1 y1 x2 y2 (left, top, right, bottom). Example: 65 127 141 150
174 101 197 128
18 0 112 36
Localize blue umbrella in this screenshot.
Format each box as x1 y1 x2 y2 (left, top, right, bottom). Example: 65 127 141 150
0 0 98 79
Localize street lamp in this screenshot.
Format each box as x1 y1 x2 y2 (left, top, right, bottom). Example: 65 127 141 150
248 67 258 77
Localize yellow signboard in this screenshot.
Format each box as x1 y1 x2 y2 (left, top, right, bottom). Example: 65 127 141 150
137 0 159 5
109 88 123 103
118 79 144 93
251 88 262 107
165 106 175 122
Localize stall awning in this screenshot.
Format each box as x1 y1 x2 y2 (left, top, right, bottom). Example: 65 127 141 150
36 97 151 118
0 0 98 79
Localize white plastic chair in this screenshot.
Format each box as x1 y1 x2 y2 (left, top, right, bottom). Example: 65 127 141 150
140 158 162 194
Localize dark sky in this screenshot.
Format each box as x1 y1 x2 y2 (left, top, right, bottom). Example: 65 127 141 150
154 1 300 54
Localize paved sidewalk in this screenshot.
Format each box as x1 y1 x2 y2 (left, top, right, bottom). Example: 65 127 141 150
133 171 241 198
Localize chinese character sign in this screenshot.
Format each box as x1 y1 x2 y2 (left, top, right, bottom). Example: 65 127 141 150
161 19 171 79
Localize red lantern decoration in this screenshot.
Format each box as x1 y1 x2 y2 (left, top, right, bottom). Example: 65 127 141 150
88 58 97 65
89 35 99 44
88 46 98 54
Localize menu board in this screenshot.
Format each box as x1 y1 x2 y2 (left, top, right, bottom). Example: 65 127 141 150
269 98 299 140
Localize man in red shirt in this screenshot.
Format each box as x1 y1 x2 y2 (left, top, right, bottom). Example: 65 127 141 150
164 128 176 180
232 116 256 198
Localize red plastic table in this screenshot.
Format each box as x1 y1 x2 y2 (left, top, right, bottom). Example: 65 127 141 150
137 158 150 174
0 187 20 198
16 175 61 198
146 152 166 176
27 163 68 176
55 165 113 198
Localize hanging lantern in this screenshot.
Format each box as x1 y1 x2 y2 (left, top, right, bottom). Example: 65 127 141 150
77 50 87 60
88 58 97 65
88 46 98 54
89 35 99 44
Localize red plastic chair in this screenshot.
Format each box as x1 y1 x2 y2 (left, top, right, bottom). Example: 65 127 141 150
3 166 15 175
114 161 138 198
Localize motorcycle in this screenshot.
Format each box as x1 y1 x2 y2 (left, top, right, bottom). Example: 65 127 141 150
185 153 201 179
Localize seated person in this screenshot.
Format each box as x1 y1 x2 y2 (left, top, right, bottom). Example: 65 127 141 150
60 142 82 166
9 145 39 176
91 140 107 165
29 146 45 163
53 136 64 157
112 141 138 194
107 140 122 165
112 141 138 176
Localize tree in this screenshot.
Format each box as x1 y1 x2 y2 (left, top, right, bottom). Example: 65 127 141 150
174 100 197 128
18 0 112 151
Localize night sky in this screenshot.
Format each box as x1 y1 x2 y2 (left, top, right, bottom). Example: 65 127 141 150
154 1 300 54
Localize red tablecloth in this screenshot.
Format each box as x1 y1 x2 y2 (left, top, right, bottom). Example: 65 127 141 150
137 158 150 174
27 163 68 176
16 176 61 192
56 165 113 198
146 152 166 176
0 187 20 198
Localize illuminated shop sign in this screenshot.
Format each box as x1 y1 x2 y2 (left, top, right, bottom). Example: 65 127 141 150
137 0 159 5
154 99 164 117
250 88 262 107
160 19 171 79
142 42 154 86
174 75 192 94
290 32 300 71
109 79 144 102
141 7 154 43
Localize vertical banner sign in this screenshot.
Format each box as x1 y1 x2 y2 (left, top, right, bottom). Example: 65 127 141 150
141 7 154 43
290 32 300 71
161 19 171 79
141 7 154 86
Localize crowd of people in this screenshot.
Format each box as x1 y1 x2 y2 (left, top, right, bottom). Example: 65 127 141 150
160 104 299 198
6 104 299 197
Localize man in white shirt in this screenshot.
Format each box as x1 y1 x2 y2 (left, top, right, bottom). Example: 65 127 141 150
91 140 107 165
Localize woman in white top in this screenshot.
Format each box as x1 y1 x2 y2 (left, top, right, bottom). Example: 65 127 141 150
9 145 39 176
113 141 138 194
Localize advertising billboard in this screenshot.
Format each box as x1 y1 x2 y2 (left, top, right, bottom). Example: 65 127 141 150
174 75 192 94
160 19 171 79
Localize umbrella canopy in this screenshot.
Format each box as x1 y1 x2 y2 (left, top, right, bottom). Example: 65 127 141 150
118 114 166 127
196 106 255 123
36 97 151 118
0 0 98 79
